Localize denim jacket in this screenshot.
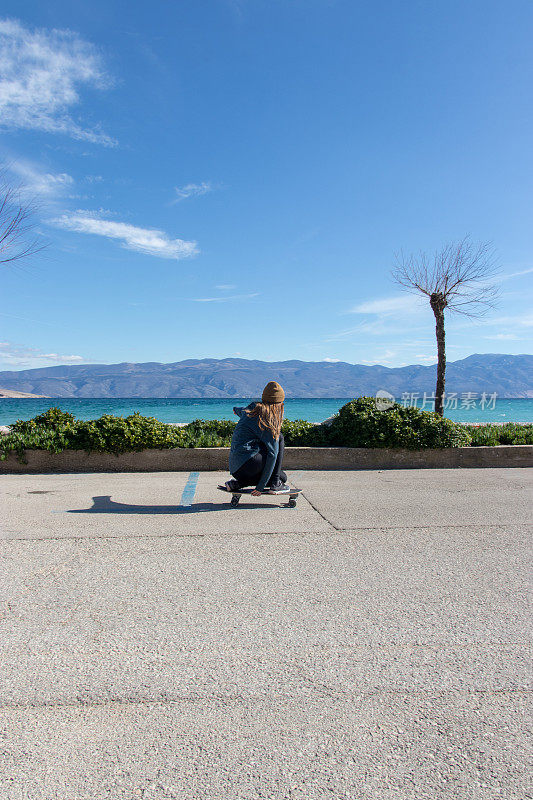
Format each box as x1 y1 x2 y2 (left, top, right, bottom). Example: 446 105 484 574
228 403 279 492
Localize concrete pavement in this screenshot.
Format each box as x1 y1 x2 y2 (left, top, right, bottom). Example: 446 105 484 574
1 468 532 799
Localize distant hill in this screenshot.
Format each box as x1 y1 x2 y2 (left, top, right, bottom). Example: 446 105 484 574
0 354 530 399
0 388 49 398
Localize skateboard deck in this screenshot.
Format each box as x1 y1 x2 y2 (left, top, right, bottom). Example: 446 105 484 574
217 485 301 508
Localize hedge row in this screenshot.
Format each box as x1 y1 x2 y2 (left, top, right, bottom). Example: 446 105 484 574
467 422 533 447
1 399 532 462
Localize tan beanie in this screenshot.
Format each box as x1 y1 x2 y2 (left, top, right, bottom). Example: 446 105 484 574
261 381 285 404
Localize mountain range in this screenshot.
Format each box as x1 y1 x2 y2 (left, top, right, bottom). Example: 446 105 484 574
0 354 531 398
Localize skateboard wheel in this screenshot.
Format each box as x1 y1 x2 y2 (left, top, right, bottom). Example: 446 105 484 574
230 495 240 507
288 499 297 508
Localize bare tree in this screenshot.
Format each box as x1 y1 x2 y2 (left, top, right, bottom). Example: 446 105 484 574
0 170 46 268
392 237 499 416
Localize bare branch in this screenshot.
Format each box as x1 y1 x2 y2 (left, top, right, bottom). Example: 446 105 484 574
0 168 48 268
391 236 500 317
390 237 501 416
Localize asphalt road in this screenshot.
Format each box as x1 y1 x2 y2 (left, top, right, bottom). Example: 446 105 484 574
1 468 532 800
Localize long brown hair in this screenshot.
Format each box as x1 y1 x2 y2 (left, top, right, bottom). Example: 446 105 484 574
246 402 284 440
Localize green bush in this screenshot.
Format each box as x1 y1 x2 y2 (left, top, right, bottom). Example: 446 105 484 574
184 418 236 442
282 418 327 445
183 417 325 445
3 409 188 461
2 401 532 462
323 396 472 449
468 422 533 446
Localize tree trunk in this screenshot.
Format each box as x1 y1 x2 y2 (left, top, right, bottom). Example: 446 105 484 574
433 308 446 416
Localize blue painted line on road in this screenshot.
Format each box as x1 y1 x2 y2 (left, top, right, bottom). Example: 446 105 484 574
180 471 199 507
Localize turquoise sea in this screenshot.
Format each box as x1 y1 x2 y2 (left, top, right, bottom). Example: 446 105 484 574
0 397 532 426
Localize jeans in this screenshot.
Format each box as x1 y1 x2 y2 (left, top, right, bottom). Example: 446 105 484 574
232 433 287 488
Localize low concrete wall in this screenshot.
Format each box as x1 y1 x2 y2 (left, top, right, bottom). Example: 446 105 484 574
1 445 532 473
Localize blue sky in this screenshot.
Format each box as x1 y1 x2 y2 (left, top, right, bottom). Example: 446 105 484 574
0 0 532 371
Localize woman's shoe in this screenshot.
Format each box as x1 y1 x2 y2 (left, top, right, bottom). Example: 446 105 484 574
225 479 241 492
267 481 290 494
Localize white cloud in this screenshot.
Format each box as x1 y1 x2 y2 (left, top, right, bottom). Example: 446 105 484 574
173 182 212 201
325 317 426 343
484 333 519 341
325 293 432 344
497 267 533 282
360 349 397 366
51 211 198 260
322 357 341 362
350 295 425 315
216 284 236 290
192 293 259 303
8 158 74 198
0 18 115 145
0 342 85 368
37 353 84 361
459 311 533 331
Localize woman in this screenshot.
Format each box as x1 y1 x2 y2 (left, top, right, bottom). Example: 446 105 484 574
225 381 290 496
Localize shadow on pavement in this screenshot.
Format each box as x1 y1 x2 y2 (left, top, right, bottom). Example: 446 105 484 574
65 495 280 514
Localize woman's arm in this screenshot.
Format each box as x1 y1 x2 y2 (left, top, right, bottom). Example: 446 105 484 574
233 401 257 418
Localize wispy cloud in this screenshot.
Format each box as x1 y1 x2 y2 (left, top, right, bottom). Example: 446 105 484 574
497 267 533 282
0 341 85 368
192 293 259 303
484 333 520 341
453 311 533 332
0 18 115 146
8 158 74 199
350 295 425 315
36 352 84 362
324 292 431 343
496 313 533 328
51 211 198 259
216 284 236 290
173 182 212 202
360 349 398 366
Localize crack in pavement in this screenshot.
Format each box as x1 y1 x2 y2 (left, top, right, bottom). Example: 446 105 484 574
1 521 530 542
300 491 341 531
0 687 530 710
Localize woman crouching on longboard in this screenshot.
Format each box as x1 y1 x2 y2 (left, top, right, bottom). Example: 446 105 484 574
225 381 290 496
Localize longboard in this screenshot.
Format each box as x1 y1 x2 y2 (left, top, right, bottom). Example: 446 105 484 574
217 485 301 508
